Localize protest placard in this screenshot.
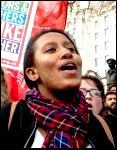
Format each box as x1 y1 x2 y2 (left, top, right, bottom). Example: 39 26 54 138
1 1 68 101
1 1 38 70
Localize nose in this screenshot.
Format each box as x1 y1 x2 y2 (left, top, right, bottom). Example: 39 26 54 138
60 48 73 59
112 98 116 102
85 91 92 99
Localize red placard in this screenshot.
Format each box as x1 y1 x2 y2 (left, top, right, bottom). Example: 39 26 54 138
1 1 35 69
31 1 68 37
4 1 68 101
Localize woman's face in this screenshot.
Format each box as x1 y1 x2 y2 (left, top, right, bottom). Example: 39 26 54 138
32 32 82 98
80 79 103 115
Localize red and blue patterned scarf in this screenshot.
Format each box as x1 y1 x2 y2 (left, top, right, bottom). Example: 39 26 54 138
25 88 89 148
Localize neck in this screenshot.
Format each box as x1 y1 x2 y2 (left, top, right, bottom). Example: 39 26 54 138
38 86 78 105
108 109 116 117
52 89 78 104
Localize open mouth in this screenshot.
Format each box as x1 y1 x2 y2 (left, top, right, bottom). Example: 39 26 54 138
60 62 77 71
88 103 92 109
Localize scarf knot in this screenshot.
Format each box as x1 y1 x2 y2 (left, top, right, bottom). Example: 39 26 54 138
25 88 89 148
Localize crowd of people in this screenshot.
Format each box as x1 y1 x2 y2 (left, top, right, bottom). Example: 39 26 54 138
1 29 116 148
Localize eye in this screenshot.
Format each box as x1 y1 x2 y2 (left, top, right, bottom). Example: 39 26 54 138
92 90 101 97
80 88 86 95
46 48 56 53
68 47 76 53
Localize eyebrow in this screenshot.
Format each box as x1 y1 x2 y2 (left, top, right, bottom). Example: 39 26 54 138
42 42 57 49
63 41 75 46
41 41 75 49
80 88 99 90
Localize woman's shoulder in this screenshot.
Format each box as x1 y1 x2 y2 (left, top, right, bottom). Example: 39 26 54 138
1 100 27 117
88 113 114 148
1 102 11 116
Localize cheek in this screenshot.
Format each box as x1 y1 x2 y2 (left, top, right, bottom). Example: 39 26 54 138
37 57 55 71
93 98 102 106
75 55 82 72
106 101 111 106
36 59 56 81
76 55 82 66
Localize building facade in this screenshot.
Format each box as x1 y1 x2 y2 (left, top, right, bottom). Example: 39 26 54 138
65 1 116 91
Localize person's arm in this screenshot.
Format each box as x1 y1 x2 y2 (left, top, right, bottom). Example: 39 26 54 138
1 102 11 148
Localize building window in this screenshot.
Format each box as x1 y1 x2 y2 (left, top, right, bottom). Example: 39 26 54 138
73 28 76 35
95 45 98 53
95 32 98 40
95 20 98 28
105 55 109 65
104 28 109 37
74 18 76 24
104 41 109 51
104 15 108 24
95 58 98 67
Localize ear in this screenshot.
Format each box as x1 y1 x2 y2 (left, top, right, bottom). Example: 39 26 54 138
104 102 107 107
25 67 39 81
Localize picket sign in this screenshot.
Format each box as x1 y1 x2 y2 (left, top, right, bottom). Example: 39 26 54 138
1 1 68 101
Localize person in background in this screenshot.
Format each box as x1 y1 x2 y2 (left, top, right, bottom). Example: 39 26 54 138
101 91 116 147
80 70 105 115
1 29 114 149
104 92 116 117
80 70 115 148
106 58 116 87
1 67 10 106
107 83 116 93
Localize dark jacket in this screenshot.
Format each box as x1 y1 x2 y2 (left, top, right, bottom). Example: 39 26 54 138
1 100 114 149
103 113 117 148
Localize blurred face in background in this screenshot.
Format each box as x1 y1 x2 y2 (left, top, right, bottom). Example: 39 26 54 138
110 86 116 93
104 93 116 115
80 79 103 115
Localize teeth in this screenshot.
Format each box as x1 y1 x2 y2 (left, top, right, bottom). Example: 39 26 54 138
62 64 76 70
67 64 74 67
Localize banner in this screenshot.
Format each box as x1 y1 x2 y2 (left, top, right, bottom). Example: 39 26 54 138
31 1 68 37
5 68 29 101
1 1 37 70
1 1 68 101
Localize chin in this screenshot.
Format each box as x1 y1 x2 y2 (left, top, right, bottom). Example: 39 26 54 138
68 79 81 87
55 80 81 91
63 84 80 92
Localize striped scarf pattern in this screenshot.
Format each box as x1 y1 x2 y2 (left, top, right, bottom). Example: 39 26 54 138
25 88 89 148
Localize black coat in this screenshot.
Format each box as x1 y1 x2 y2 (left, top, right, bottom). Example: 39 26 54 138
1 100 114 149
103 113 117 148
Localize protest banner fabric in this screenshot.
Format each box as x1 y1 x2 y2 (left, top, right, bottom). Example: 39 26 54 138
1 1 68 101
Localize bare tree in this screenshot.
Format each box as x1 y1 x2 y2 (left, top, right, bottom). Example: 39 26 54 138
68 1 116 19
